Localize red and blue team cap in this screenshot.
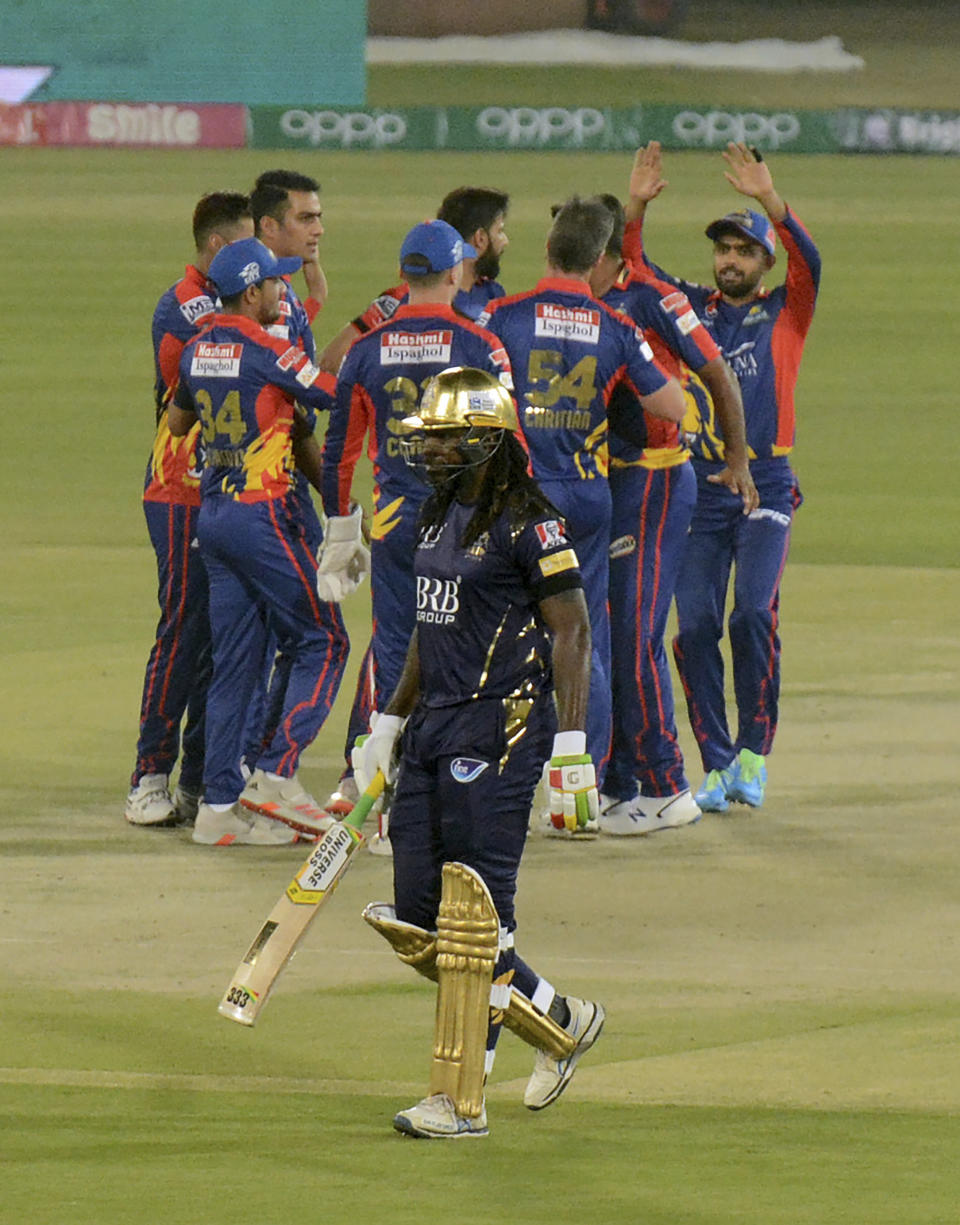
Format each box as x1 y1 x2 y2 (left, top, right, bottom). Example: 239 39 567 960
399 219 477 276
208 236 302 297
705 208 776 261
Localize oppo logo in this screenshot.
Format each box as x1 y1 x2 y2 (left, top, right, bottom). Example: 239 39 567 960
672 110 801 150
279 110 408 148
476 107 607 147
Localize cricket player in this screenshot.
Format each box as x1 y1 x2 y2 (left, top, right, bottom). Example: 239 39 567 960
318 220 513 817
625 142 821 810
125 192 254 829
478 198 685 803
168 237 347 846
317 186 510 375
356 368 604 1138
587 193 757 835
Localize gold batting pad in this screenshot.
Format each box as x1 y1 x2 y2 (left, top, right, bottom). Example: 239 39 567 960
361 902 439 981
428 862 500 1118
502 989 577 1059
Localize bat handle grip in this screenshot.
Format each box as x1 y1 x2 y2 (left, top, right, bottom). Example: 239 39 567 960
343 770 386 833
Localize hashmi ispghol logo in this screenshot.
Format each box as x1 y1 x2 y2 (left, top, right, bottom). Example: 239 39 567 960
534 303 601 344
380 329 453 366
190 342 242 378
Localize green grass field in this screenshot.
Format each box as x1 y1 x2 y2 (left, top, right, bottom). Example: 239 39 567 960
3 16 959 1223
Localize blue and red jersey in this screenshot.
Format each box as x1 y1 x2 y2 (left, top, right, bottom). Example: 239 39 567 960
267 277 318 359
414 502 582 709
353 276 505 332
603 263 721 468
478 277 670 484
624 209 820 461
145 264 217 506
320 303 514 518
175 314 335 503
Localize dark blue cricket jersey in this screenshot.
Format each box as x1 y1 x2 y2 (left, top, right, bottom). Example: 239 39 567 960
414 501 582 709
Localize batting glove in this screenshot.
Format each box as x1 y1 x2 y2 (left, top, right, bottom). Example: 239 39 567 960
316 504 370 602
547 730 599 831
354 712 404 792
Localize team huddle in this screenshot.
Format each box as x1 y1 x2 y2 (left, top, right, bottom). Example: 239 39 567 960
124 143 820 1137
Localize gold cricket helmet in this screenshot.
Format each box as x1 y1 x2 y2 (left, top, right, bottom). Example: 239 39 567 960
400 367 518 433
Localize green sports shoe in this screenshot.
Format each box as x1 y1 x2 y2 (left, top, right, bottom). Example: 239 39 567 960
695 767 734 812
728 750 767 807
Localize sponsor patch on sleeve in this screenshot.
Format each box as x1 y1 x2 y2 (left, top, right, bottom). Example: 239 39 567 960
676 309 700 336
295 360 321 388
179 294 215 326
534 520 568 550
276 345 300 371
539 548 578 577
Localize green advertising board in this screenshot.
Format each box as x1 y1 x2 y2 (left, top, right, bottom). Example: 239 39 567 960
250 103 960 155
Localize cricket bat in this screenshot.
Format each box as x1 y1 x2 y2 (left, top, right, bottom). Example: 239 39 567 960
218 771 385 1026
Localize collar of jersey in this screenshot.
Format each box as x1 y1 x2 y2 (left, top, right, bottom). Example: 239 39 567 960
209 312 269 339
184 264 210 292
535 276 596 298
391 302 458 320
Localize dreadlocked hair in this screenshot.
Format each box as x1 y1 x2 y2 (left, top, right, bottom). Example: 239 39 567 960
418 433 560 548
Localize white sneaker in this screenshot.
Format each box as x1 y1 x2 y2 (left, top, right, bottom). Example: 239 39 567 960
323 774 359 817
240 770 335 837
393 1093 488 1139
192 802 298 846
173 784 201 827
599 788 701 837
125 774 176 826
368 832 393 857
524 997 605 1111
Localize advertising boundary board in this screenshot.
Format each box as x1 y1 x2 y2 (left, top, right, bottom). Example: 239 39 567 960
5 102 960 155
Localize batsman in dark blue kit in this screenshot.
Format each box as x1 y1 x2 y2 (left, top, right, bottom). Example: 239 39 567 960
355 368 605 1139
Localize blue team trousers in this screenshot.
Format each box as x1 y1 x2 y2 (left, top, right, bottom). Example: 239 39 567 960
606 461 697 801
197 495 348 805
672 459 801 771
539 478 612 782
340 493 423 767
391 695 555 1060
132 500 211 791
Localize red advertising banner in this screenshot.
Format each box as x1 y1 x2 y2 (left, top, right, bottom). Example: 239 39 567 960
0 102 247 147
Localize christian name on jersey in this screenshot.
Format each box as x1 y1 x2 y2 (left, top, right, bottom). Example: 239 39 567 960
380 329 454 366
191 342 242 377
534 303 601 344
416 575 460 625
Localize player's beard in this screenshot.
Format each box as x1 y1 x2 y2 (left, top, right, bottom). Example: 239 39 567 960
474 245 501 282
715 266 763 300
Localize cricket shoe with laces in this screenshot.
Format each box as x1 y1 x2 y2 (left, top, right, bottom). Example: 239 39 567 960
192 803 298 846
125 774 176 827
173 784 202 827
393 1093 488 1140
240 770 336 838
323 773 359 817
727 749 767 808
524 996 605 1111
600 788 701 836
694 765 737 813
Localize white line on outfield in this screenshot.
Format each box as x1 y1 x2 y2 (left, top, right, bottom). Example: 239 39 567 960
0 1067 423 1096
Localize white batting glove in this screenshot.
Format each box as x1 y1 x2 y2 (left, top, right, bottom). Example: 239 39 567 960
317 503 370 601
547 730 599 832
354 712 404 791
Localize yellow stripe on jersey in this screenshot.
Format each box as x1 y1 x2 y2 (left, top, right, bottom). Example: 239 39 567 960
539 549 579 577
372 495 405 540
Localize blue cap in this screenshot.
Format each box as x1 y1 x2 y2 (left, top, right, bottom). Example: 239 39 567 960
399 219 477 277
208 237 302 297
705 209 776 261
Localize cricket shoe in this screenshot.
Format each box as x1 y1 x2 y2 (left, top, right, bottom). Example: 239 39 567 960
323 773 359 817
694 765 737 813
125 774 176 827
240 770 336 838
192 803 297 846
173 783 202 827
599 788 701 836
393 1093 488 1140
524 997 605 1111
727 750 767 808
